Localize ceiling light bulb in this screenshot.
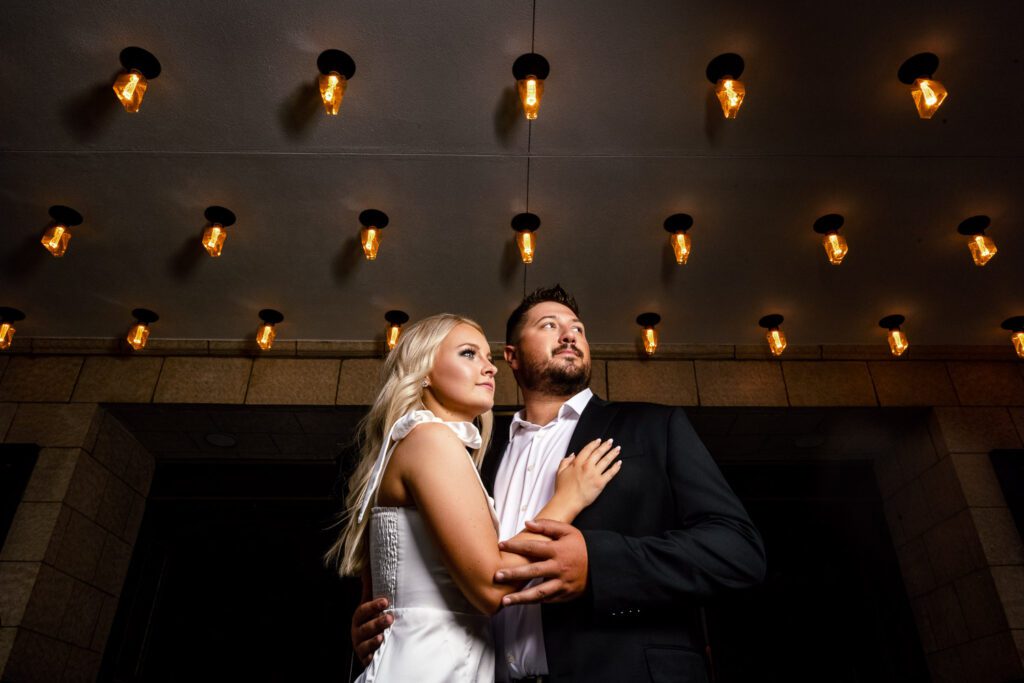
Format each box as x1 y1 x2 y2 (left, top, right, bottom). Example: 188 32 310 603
114 69 148 112
513 53 550 121
361 227 381 260
759 314 786 356
636 313 661 357
823 232 848 265
516 230 535 263
715 78 745 119
911 78 947 119
126 308 158 351
0 323 15 350
384 310 410 352
511 213 541 264
1001 317 1024 359
880 315 909 357
968 233 997 266
0 307 24 350
202 224 227 257
256 309 284 351
1012 332 1024 359
663 214 694 265
319 71 347 115
41 224 71 257
670 232 691 264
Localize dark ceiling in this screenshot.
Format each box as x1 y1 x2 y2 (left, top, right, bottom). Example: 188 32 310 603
2 1 1021 347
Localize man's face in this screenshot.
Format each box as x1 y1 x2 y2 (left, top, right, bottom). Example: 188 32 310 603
505 301 591 396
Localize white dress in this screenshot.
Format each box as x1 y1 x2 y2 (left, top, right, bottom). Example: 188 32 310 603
354 411 497 683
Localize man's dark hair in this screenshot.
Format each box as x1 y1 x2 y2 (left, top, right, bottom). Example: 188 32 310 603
505 284 580 344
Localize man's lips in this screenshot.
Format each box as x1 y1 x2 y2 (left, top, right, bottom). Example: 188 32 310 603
553 347 582 358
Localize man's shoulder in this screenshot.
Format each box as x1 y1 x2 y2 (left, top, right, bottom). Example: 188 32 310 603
595 398 677 418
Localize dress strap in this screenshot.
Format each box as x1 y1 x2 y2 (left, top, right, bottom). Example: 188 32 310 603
355 410 482 524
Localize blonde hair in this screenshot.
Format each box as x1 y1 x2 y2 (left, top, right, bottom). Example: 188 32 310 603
325 313 493 576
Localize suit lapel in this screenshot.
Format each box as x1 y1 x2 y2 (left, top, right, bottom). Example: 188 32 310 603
566 395 618 457
480 427 508 494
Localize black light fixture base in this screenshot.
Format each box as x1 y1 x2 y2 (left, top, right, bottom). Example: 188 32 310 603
0 307 26 323
663 213 694 233
957 215 991 236
384 310 410 326
636 312 661 328
879 314 905 330
1001 316 1024 332
119 46 162 79
359 209 389 229
511 213 541 232
317 50 356 79
204 206 237 227
258 309 284 325
897 52 939 84
512 53 550 80
131 308 160 324
48 205 84 227
813 214 845 234
706 53 744 83
759 314 784 329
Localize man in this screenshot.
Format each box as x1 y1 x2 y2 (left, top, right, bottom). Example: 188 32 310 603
352 285 766 682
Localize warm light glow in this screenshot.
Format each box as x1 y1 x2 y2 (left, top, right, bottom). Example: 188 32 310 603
0 323 15 350
715 78 745 119
113 69 148 112
1012 331 1024 359
202 225 227 257
256 323 276 350
641 327 658 356
766 328 787 356
127 323 150 351
670 232 691 265
516 230 535 263
319 71 347 115
888 329 909 357
967 234 997 266
361 227 381 260
386 323 402 350
41 225 71 257
517 76 544 120
822 232 848 265
911 78 947 119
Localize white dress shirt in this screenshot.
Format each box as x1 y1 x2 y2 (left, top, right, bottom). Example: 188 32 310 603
492 387 593 679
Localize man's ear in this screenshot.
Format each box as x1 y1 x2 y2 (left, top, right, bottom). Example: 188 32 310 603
504 344 517 369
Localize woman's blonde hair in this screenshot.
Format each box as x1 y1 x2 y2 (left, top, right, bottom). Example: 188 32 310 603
325 313 493 576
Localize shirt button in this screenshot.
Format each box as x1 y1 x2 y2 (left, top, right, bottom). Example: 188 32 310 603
527 464 534 472
507 654 515 664
520 505 527 512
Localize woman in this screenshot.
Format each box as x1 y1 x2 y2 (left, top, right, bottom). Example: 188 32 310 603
326 314 621 682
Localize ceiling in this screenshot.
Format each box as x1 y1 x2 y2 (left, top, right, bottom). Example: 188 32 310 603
2 0 1022 347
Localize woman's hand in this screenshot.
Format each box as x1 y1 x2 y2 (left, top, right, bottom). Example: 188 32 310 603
552 438 622 512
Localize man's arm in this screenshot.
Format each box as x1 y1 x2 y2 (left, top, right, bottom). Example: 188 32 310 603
497 407 766 609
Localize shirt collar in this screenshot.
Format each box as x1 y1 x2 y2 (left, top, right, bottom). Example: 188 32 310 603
509 387 594 438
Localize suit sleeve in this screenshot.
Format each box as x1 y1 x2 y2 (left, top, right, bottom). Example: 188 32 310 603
581 407 766 614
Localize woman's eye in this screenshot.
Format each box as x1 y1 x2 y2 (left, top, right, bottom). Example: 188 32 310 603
460 349 476 358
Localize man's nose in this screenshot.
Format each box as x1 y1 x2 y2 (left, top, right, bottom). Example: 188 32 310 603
559 325 577 343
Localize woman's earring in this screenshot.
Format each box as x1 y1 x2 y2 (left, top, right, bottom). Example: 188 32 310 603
422 379 428 388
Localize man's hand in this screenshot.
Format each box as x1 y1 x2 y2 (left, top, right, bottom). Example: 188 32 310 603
494 519 589 605
351 598 393 667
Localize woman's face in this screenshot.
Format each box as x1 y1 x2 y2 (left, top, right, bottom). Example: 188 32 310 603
424 323 497 422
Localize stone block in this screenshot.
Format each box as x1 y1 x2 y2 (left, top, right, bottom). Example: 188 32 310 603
0 502 63 562
694 361 788 407
991 566 1024 629
950 453 1008 507
919 456 967 527
0 561 41 628
58 579 104 648
21 564 74 634
94 535 133 596
91 594 119 652
930 407 1021 456
64 646 103 683
336 359 383 405
52 510 106 583
955 569 1009 640
1012 408 1024 444
956 631 1024 683
895 420 941 481
873 452 905 500
0 356 83 402
0 402 16 441
209 339 297 356
896 537 935 598
735 344 821 360
891 480 932 540
923 584 970 651
64 453 108 521
43 505 72 566
122 493 147 544
925 646 966 683
71 356 163 403
5 403 102 450
882 496 906 548
868 361 959 406
607 360 697 405
245 359 341 405
4 628 71 683
971 507 1024 565
947 362 1024 406
0 627 14 678
924 509 987 585
153 357 252 404
21 448 80 502
781 361 877 406
96 475 134 537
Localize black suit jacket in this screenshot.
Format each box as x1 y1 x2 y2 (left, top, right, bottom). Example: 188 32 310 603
481 396 766 683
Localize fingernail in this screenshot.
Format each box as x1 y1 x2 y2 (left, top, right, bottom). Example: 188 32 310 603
502 596 511 605
495 571 505 580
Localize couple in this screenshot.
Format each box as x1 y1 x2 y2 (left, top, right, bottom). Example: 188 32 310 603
327 286 766 682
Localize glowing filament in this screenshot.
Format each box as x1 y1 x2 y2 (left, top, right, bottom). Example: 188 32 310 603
361 227 381 260
517 76 544 120
888 329 909 357
127 323 150 351
823 233 848 265
319 72 347 115
670 232 691 265
642 327 658 356
256 323 276 350
516 231 535 263
41 224 71 257
911 78 947 119
967 234 997 266
1012 331 1024 359
715 78 745 119
386 323 402 350
202 225 227 257
766 328 787 357
0 323 15 350
113 70 148 112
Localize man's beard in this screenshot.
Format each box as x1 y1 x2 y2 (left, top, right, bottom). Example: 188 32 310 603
518 346 591 396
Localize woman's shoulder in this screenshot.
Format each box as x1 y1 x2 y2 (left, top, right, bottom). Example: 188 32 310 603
392 420 469 463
